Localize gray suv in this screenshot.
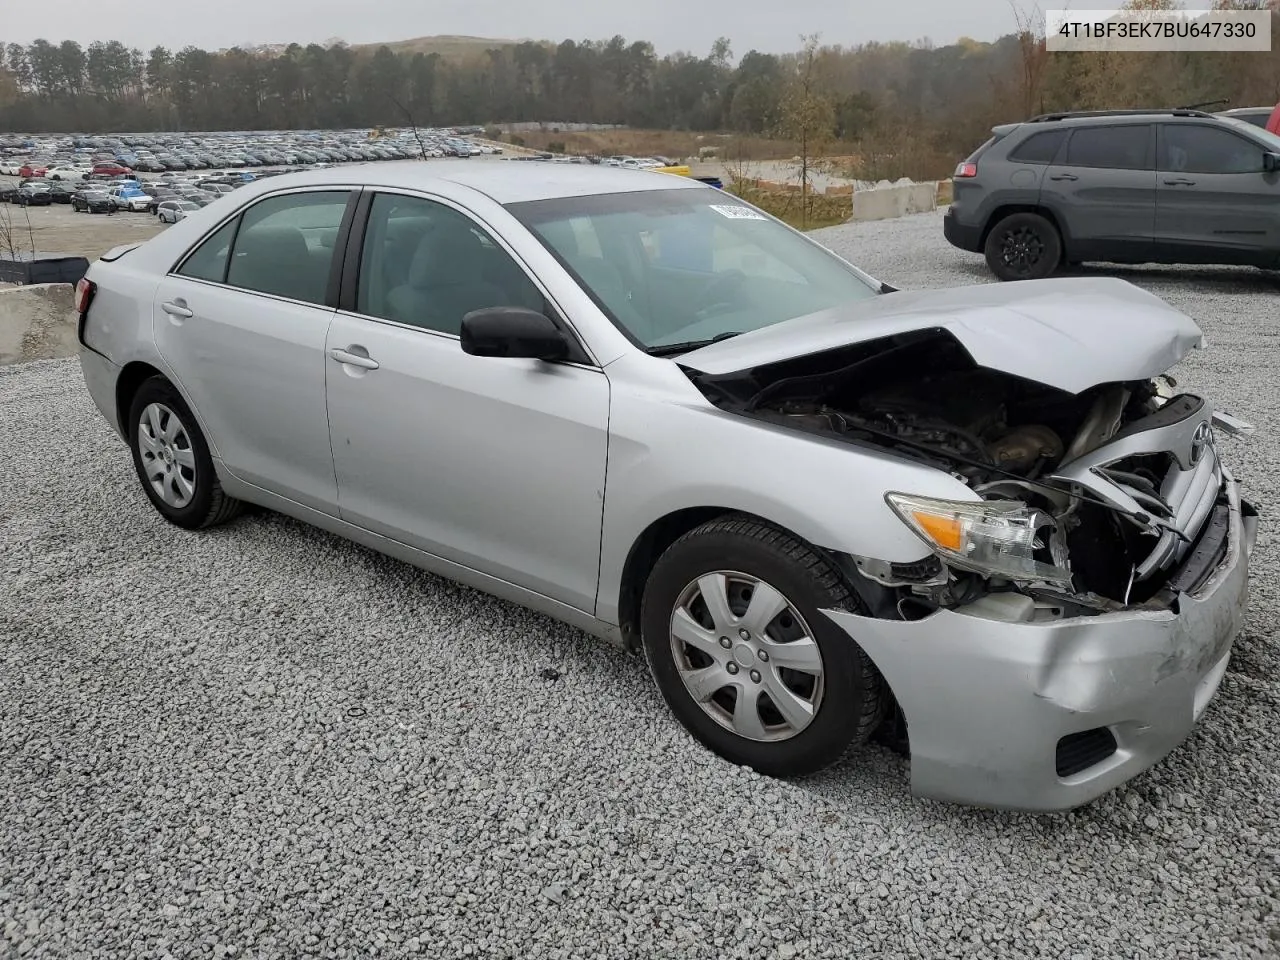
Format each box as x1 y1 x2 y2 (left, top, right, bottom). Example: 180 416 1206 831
943 109 1280 281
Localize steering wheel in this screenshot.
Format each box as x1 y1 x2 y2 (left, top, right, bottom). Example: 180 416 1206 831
692 270 748 319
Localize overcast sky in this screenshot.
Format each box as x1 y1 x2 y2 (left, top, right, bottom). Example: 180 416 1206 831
11 0 1219 56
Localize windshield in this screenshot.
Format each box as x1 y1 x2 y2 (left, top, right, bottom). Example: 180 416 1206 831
506 188 880 351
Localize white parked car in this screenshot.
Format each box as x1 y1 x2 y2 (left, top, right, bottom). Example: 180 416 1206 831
47 164 91 181
157 200 199 223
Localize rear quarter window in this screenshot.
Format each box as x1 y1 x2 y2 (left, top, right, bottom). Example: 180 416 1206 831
1008 129 1067 165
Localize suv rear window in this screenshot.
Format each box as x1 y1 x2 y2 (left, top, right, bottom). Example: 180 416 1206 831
1063 125 1151 170
964 136 1002 163
1008 129 1067 165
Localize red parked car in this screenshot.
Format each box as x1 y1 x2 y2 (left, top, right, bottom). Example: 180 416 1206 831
18 164 47 178
91 161 133 177
1267 102 1280 135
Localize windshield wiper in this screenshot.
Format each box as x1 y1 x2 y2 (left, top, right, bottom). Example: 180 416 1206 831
645 331 743 357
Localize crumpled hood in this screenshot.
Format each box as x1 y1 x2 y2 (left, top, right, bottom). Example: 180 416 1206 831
678 277 1204 394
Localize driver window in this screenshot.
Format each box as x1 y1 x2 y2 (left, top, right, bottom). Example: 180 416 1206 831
1160 125 1266 174
357 193 546 335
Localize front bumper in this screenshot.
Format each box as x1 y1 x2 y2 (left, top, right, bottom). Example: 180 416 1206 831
824 476 1256 812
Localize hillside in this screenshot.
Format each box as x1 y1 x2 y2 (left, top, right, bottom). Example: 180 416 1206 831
356 34 527 58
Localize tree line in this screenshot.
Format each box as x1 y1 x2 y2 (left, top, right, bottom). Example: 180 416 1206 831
0 6 1276 179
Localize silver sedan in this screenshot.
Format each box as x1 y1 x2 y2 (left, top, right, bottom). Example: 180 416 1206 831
75 162 1257 811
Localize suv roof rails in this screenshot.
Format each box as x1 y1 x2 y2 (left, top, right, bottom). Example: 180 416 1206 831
1026 108 1216 122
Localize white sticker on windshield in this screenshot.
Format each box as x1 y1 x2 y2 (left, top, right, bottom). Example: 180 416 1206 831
709 204 767 220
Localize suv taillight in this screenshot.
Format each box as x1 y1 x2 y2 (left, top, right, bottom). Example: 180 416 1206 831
954 162 978 178
74 277 96 315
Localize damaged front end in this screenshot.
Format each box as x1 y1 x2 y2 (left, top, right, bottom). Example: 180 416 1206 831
685 327 1257 622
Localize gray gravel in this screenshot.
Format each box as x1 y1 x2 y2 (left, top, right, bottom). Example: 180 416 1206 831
2 210 1278 959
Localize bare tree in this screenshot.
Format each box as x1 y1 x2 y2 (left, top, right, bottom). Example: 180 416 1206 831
390 97 431 161
0 199 37 272
1009 0 1051 118
774 34 835 229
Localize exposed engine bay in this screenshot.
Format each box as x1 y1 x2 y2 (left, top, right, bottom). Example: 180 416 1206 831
686 328 1252 619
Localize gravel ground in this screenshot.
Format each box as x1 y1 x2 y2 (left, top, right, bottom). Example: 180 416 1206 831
1 210 1277 959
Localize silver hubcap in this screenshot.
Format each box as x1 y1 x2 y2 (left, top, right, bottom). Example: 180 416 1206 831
669 571 824 742
137 402 196 508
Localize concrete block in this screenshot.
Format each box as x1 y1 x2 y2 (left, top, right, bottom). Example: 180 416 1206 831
0 283 78 365
851 181 939 223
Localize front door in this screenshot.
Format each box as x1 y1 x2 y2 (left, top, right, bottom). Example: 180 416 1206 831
1154 121 1280 265
324 191 610 613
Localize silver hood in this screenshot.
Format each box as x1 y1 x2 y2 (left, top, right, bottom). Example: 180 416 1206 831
678 277 1204 394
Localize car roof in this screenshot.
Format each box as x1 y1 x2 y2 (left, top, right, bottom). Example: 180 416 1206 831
218 159 703 204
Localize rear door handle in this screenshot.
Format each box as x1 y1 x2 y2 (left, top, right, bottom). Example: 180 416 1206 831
328 347 380 370
161 300 193 318
1163 178 1196 186
1049 173 1078 181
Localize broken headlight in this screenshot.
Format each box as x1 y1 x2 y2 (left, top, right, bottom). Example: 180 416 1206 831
885 493 1072 584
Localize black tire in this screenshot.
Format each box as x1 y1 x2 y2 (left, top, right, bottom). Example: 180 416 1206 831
983 211 1062 282
127 376 243 530
641 515 886 778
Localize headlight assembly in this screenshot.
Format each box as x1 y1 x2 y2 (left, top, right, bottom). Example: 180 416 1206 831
885 492 1072 584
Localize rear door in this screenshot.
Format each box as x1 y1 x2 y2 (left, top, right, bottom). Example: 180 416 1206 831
151 188 355 513
1154 121 1280 265
1042 123 1156 262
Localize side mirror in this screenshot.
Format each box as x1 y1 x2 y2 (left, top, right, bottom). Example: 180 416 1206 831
1265 152 1280 173
460 306 571 361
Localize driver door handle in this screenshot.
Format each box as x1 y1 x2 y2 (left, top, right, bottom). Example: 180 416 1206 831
161 300 193 318
328 347 380 370
1163 178 1196 186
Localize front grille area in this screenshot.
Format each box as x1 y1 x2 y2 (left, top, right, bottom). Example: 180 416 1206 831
1102 445 1222 582
1051 394 1223 588
1056 728 1119 777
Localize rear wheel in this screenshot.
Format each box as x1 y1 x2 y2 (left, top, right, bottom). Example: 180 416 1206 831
984 212 1062 281
127 377 243 530
641 516 886 777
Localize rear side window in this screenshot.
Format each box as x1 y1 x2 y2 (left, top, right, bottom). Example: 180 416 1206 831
1063 125 1151 170
1008 129 1066 165
225 191 349 305
176 218 238 284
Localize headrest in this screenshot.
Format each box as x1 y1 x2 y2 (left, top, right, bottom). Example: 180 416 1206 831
407 228 487 287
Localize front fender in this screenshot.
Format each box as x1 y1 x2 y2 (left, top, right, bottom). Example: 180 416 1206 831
595 354 974 624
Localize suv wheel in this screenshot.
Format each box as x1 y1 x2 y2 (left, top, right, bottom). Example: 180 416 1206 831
984 212 1062 282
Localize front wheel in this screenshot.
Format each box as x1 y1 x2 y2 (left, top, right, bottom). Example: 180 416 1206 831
983 211 1062 281
127 377 243 530
641 516 886 777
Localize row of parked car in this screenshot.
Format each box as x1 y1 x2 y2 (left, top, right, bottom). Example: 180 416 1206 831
0 168 280 222
945 103 1280 280
0 127 501 181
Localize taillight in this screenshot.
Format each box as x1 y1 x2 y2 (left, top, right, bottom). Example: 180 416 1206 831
74 277 96 315
954 162 978 178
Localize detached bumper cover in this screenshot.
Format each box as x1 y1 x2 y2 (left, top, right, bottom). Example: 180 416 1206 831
823 476 1255 812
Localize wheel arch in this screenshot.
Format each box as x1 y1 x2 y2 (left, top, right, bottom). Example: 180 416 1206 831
115 361 170 437
614 506 901 657
980 203 1070 255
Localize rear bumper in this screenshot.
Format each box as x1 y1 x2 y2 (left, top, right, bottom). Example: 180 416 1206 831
79 346 124 440
824 476 1255 812
942 207 982 252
